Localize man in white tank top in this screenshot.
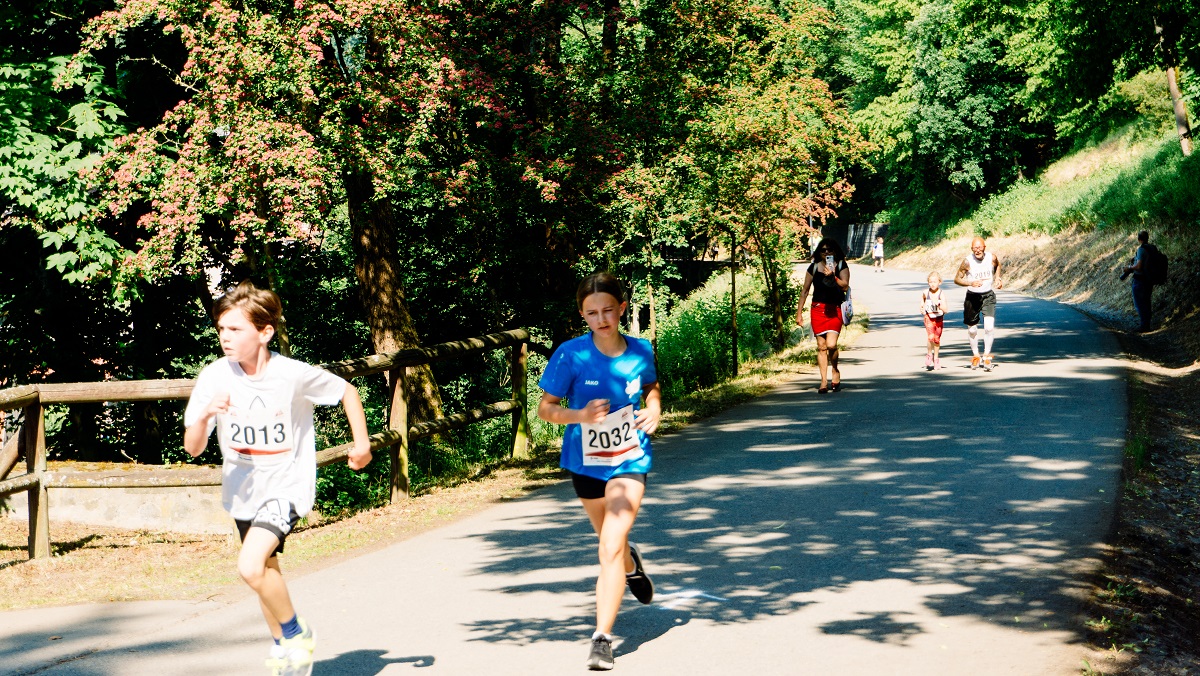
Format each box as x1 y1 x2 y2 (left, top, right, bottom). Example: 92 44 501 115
954 237 1003 371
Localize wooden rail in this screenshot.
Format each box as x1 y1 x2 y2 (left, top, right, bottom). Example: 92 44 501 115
0 329 534 560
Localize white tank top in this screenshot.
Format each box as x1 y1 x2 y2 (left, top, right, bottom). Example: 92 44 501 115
923 289 944 316
964 253 994 293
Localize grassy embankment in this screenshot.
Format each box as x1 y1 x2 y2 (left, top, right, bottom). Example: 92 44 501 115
888 123 1200 345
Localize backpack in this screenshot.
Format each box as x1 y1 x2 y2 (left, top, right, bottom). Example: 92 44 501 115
1143 244 1168 285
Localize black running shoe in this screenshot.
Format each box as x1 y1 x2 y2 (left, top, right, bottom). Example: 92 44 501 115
587 635 614 671
626 543 654 605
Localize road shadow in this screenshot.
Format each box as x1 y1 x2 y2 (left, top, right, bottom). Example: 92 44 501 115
456 301 1123 660
315 649 435 673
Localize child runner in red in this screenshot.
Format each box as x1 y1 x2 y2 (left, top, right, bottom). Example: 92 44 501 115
537 273 662 671
184 281 373 676
921 272 946 370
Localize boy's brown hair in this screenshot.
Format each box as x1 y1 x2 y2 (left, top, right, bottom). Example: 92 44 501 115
212 280 283 331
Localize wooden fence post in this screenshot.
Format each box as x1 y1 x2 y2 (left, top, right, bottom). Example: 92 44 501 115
388 368 410 501
510 342 530 458
23 403 49 560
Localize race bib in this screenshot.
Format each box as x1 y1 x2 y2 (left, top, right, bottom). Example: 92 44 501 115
221 404 293 462
581 404 644 467
924 299 943 316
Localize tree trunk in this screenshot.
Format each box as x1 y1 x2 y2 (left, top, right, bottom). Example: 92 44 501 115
749 227 789 348
1166 66 1192 156
344 169 444 424
602 0 620 69
1156 14 1193 156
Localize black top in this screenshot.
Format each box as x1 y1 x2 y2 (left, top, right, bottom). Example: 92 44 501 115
807 260 848 305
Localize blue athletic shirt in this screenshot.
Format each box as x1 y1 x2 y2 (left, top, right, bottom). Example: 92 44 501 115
539 332 658 481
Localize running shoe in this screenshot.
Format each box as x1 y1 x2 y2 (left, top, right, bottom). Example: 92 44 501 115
934 358 942 370
266 644 287 676
982 354 994 372
970 355 980 370
587 635 615 671
279 618 315 676
924 354 933 370
626 543 654 604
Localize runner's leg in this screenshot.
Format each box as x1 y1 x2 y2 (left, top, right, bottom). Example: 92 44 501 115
580 476 646 635
238 528 295 636
827 331 841 384
982 316 995 356
815 333 830 388
967 325 980 357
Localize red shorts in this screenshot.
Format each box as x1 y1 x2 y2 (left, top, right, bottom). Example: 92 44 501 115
811 302 844 336
924 314 944 344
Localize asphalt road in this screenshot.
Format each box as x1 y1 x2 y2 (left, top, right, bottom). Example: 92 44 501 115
1 264 1126 675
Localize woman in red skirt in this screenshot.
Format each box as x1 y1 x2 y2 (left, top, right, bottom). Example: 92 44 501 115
797 238 851 393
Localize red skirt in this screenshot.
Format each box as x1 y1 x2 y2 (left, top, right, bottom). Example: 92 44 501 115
811 302 844 336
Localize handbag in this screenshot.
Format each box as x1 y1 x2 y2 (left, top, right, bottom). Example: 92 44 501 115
840 288 854 324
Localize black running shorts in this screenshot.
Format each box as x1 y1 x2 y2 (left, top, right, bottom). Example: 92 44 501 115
571 472 647 500
235 499 301 555
963 290 996 326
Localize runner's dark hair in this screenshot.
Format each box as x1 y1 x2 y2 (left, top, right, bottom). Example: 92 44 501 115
813 237 846 262
576 272 627 309
212 280 284 331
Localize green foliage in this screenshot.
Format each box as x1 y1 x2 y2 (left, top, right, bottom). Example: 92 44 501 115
655 269 772 400
923 126 1200 242
0 53 125 283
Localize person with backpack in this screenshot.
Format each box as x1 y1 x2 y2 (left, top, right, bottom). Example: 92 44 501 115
1122 230 1164 332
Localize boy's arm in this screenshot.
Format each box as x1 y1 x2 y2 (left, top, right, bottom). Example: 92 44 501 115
342 383 373 470
183 393 229 458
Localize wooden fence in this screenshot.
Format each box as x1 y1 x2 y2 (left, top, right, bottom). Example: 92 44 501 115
0 329 532 561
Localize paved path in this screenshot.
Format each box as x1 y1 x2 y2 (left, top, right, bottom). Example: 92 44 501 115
1 265 1126 675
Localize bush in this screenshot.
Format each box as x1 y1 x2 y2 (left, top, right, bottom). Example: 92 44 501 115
654 268 771 400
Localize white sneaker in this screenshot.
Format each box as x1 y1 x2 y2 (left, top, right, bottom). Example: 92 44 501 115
279 618 315 676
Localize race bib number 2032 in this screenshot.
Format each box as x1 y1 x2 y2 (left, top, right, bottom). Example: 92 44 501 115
581 405 644 467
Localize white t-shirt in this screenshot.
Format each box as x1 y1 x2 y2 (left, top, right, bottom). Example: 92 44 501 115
873 242 884 258
184 354 347 520
963 253 995 293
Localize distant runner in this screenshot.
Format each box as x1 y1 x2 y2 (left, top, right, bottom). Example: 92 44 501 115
955 237 1003 371
797 238 851 393
537 273 661 671
920 271 946 370
872 236 885 272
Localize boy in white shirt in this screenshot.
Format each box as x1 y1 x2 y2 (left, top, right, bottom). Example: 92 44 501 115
184 281 372 676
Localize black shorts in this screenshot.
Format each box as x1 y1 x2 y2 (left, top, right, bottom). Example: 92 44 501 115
235 499 301 556
963 290 996 326
571 472 647 500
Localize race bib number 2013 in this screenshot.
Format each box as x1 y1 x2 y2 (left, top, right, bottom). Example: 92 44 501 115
581 405 644 467
222 406 293 460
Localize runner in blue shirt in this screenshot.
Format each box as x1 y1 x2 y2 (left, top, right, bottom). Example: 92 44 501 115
537 272 662 671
